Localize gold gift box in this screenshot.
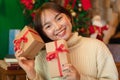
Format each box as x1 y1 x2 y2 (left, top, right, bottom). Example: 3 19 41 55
14 26 44 59
45 39 70 78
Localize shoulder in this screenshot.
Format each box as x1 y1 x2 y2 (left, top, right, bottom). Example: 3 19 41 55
80 36 105 46
80 37 110 53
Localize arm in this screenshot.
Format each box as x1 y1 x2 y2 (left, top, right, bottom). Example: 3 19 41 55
96 41 118 80
15 50 37 80
15 49 46 80
26 73 44 80
78 40 118 80
32 50 49 80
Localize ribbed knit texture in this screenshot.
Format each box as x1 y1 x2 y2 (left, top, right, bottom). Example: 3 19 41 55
32 32 118 80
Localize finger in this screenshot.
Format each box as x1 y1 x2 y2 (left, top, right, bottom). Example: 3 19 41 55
63 68 70 73
62 63 73 72
62 63 72 70
62 63 72 67
18 56 28 65
19 56 27 61
63 73 70 79
65 63 76 72
15 49 24 58
63 72 72 80
63 68 74 74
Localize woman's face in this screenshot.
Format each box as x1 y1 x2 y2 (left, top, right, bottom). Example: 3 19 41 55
41 9 72 41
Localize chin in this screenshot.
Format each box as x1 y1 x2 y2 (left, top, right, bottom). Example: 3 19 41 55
62 35 70 41
57 33 71 41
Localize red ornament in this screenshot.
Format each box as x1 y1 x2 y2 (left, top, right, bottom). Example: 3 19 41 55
31 12 35 20
64 0 76 9
20 0 34 10
81 0 91 11
79 28 86 33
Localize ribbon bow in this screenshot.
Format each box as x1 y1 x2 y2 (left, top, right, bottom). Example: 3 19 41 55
46 41 68 77
89 25 108 41
14 36 28 52
46 42 68 61
14 29 38 52
89 25 108 34
96 25 108 34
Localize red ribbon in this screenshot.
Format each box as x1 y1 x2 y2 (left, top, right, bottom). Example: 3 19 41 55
14 29 38 52
89 25 108 41
96 25 108 34
89 25 108 34
46 41 68 77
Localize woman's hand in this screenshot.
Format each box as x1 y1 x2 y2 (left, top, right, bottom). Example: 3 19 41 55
15 49 36 79
62 64 80 80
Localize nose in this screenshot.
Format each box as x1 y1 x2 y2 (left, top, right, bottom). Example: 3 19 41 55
54 22 61 31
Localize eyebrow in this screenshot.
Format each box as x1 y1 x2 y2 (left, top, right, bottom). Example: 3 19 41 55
55 13 61 19
43 13 61 26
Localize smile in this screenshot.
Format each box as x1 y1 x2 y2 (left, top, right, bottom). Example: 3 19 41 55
55 27 66 37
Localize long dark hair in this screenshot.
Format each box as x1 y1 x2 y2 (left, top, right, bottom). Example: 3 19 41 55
33 2 73 43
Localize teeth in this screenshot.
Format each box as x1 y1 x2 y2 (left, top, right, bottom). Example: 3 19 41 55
59 29 65 37
55 27 66 37
59 30 64 34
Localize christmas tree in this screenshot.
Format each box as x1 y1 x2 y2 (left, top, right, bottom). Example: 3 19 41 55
20 0 91 37
64 0 91 37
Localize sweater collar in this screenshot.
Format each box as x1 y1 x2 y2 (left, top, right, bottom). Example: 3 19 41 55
67 32 81 48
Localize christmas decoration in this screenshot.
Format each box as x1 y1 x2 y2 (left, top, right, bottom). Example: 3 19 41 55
64 0 91 37
90 0 120 44
20 0 49 25
89 15 108 41
20 0 91 37
20 0 36 23
19 0 120 43
81 0 91 11
20 0 35 10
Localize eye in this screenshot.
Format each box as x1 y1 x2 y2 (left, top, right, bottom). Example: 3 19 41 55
44 24 51 30
56 15 63 21
57 16 62 21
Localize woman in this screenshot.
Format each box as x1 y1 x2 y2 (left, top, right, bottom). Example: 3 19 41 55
15 2 118 80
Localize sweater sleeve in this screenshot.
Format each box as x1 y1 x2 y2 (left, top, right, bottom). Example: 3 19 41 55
80 40 118 80
31 73 44 80
26 73 44 80
32 50 49 80
96 41 118 80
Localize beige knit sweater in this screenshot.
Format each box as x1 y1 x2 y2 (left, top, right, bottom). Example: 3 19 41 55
32 32 118 80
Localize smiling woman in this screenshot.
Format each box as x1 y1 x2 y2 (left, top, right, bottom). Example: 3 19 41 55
14 2 118 80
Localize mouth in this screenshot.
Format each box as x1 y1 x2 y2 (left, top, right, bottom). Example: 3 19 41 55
55 27 66 37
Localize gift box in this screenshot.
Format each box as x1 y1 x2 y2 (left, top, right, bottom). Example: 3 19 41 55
45 39 71 78
14 26 44 59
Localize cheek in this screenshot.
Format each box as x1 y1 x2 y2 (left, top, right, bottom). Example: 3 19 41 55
65 20 72 30
43 29 54 38
63 18 72 27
